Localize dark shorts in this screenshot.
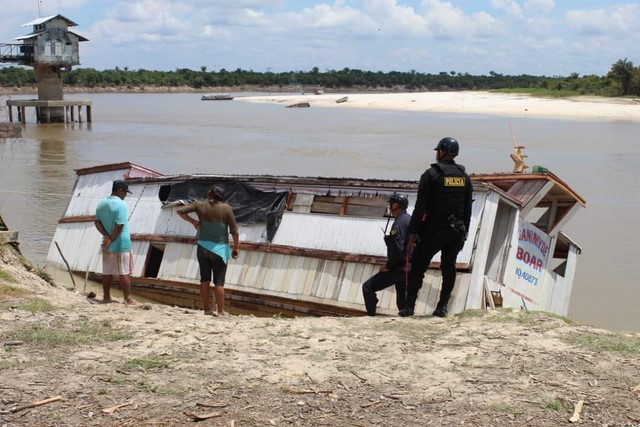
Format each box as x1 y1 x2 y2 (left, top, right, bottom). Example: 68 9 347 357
197 245 227 286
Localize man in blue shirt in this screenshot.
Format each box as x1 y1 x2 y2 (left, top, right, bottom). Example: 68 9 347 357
95 180 135 304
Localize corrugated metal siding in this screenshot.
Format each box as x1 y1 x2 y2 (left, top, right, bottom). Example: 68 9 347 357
157 243 199 283
457 192 487 265
47 223 102 273
64 169 133 217
271 213 388 256
150 245 390 312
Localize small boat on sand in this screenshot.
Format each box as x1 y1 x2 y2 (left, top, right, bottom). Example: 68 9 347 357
201 94 234 101
286 102 310 108
335 96 348 104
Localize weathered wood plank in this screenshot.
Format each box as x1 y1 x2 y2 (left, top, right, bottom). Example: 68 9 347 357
0 230 19 244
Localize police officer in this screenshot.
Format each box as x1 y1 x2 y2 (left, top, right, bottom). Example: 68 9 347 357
362 193 410 316
399 137 473 317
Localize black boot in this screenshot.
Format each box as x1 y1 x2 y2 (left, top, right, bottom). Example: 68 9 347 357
432 302 448 318
398 306 414 317
399 293 417 317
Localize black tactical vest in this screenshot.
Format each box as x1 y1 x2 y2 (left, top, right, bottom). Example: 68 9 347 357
425 162 468 226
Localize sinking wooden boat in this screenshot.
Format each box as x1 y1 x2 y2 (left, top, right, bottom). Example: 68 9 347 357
335 96 348 104
47 162 585 317
285 102 310 108
201 94 234 101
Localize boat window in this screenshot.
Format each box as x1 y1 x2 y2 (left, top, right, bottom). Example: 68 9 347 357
310 195 387 217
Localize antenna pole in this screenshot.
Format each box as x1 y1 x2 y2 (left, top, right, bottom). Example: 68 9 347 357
38 0 43 17
509 123 517 148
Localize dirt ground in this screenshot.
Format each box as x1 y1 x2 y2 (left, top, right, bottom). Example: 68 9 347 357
1 243 639 427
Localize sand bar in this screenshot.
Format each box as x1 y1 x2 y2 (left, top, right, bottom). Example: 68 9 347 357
237 91 640 121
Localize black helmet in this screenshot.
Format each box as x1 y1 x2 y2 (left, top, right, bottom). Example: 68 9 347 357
434 137 459 156
388 193 408 209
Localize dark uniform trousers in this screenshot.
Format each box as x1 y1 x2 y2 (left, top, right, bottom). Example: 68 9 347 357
405 229 465 310
362 268 407 316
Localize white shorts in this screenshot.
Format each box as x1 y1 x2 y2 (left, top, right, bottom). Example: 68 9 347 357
102 251 134 275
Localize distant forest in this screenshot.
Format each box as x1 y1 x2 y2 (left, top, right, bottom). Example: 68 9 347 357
1 58 639 97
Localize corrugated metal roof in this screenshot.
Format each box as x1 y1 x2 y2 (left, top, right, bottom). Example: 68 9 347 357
471 171 586 207
68 30 89 42
13 32 42 41
22 15 78 27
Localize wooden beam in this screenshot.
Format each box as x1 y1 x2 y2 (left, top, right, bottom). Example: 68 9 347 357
465 191 500 309
0 230 19 244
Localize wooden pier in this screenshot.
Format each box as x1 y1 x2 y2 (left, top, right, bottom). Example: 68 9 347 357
5 99 92 124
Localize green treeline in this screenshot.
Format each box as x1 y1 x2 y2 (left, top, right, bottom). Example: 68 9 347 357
1 58 639 97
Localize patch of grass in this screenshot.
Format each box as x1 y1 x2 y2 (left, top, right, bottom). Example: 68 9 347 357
8 319 133 347
459 309 573 328
491 88 581 98
370 320 445 341
0 268 17 283
489 402 524 414
0 282 28 301
17 298 55 314
543 399 564 411
566 331 640 356
0 359 22 369
308 326 333 334
124 355 173 371
134 376 187 395
101 373 128 385
456 309 489 320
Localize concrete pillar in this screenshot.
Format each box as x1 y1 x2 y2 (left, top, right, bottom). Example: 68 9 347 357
34 65 65 122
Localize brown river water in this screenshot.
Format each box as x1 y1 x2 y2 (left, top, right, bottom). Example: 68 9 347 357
0 92 638 332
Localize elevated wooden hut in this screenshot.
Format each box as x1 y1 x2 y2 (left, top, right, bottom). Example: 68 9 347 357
0 14 90 123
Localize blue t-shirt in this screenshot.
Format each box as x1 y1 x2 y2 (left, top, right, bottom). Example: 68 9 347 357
95 196 131 252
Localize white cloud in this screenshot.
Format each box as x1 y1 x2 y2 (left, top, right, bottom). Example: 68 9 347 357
490 0 523 18
2 1 638 76
566 5 638 36
524 0 554 13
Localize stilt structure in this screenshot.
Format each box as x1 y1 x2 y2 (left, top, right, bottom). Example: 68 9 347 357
0 14 90 124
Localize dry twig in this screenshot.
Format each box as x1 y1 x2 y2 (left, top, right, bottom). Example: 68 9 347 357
102 400 134 414
0 395 62 414
183 411 221 421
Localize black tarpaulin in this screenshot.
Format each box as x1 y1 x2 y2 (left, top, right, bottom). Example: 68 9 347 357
166 180 288 242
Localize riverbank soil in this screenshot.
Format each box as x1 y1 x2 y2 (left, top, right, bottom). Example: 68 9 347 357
1 243 639 426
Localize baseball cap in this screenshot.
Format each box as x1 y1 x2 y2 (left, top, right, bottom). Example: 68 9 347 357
112 180 132 194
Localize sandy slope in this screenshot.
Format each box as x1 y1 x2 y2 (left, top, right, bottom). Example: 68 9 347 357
1 243 639 426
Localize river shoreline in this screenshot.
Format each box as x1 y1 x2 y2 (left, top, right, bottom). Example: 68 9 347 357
3 86 638 121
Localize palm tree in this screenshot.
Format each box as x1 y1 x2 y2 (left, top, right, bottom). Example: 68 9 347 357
608 58 634 95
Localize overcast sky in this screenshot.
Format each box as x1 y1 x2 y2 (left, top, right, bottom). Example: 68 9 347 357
1 1 638 76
